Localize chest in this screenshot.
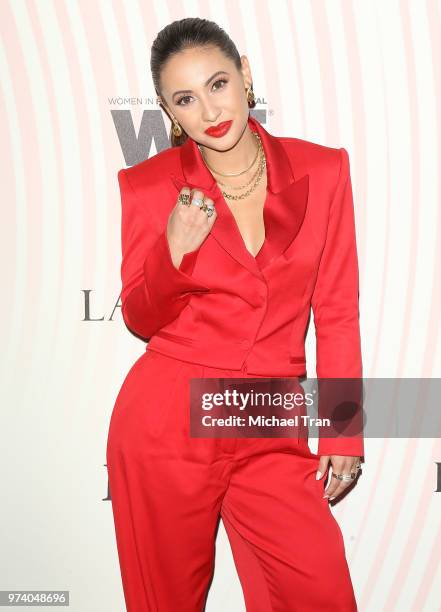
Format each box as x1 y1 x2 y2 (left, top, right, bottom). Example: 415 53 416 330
224 173 268 258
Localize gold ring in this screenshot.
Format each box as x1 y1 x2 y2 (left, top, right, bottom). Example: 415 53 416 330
178 193 191 207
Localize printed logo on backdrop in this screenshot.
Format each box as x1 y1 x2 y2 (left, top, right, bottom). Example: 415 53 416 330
190 376 364 441
111 106 268 167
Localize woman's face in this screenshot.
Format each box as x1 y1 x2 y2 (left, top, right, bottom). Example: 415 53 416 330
159 45 252 150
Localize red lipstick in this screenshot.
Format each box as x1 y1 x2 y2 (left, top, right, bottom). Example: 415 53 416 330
204 120 232 137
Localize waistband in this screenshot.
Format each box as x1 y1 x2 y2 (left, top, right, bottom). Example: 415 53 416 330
146 347 306 382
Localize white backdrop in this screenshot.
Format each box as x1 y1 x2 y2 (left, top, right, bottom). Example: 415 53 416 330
1 1 441 610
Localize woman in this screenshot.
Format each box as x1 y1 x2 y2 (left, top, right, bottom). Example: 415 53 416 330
107 17 363 612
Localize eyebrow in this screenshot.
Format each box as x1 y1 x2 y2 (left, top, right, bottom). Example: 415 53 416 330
172 71 229 99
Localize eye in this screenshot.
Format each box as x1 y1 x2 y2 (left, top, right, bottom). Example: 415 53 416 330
212 78 228 91
176 95 192 106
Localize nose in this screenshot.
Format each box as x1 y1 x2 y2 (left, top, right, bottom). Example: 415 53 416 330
199 96 220 122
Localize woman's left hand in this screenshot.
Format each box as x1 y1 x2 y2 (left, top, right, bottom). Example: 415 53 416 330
316 455 362 501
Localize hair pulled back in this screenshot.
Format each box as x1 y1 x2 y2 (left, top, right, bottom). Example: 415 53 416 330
151 17 245 146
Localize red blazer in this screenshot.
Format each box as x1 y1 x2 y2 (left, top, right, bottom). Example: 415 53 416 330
117 114 363 457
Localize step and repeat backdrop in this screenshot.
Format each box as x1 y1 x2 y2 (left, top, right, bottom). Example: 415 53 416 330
1 1 441 610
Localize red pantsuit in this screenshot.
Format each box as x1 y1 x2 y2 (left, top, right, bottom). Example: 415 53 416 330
107 351 357 611
106 115 363 610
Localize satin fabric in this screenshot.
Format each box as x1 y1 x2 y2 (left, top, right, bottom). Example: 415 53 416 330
106 349 358 612
116 114 364 457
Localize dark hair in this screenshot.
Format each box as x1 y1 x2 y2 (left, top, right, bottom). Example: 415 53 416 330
151 17 250 147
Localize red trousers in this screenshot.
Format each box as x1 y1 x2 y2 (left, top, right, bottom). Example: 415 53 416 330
106 349 358 612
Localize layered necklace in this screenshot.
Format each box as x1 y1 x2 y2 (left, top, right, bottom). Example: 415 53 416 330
198 131 267 201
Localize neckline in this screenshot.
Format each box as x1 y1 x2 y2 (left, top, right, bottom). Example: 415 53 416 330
175 113 308 276
202 124 269 262
236 176 268 261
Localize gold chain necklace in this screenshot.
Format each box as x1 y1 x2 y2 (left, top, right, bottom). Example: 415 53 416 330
217 145 260 191
199 133 267 201
198 131 260 177
222 150 266 201
221 134 266 200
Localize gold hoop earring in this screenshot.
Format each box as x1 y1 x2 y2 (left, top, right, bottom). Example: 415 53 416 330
172 118 182 137
246 86 255 107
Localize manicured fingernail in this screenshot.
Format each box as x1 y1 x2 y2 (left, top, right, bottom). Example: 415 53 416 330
323 494 329 498
316 471 322 480
330 496 336 500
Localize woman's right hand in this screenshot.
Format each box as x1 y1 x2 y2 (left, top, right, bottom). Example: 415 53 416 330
166 186 217 268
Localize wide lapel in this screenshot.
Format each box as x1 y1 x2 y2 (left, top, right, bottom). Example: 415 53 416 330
169 114 310 279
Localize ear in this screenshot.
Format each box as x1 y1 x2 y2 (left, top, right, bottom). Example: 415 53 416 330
239 55 252 88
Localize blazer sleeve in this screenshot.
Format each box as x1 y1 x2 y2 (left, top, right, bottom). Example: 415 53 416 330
311 148 364 458
118 168 210 340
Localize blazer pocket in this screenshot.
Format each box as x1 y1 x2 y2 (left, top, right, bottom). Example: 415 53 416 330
289 355 306 365
154 329 195 346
